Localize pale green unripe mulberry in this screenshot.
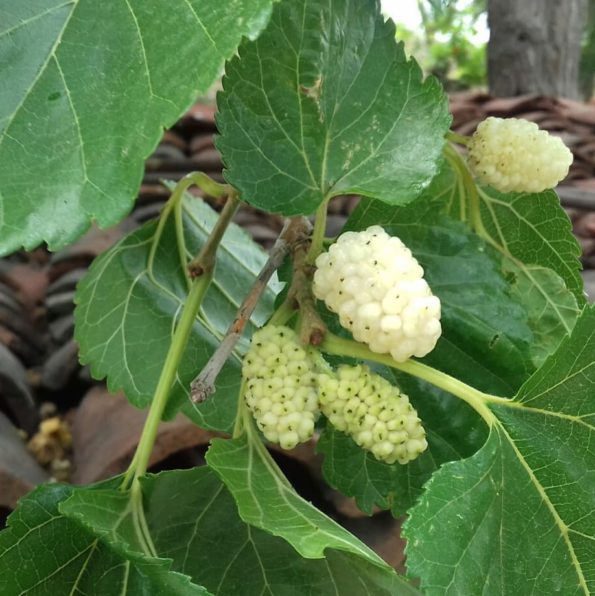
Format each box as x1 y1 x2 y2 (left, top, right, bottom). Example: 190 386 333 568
467 117 573 193
318 365 427 465
313 226 441 362
242 325 319 449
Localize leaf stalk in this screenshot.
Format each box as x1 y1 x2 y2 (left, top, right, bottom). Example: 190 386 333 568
305 199 329 266
445 129 470 146
321 332 500 426
122 187 239 488
123 273 212 490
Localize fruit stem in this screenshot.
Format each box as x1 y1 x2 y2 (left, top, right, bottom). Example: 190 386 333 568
444 143 488 237
320 333 499 426
268 299 296 326
188 193 240 278
232 380 248 439
148 172 232 281
288 226 327 346
446 130 470 146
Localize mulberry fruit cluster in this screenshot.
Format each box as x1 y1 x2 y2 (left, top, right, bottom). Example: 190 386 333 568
318 365 427 464
467 117 573 193
313 226 441 362
242 325 319 449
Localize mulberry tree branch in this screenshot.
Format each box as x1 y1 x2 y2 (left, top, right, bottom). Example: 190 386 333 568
190 216 311 403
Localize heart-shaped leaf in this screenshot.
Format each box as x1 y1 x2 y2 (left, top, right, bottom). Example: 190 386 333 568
216 0 451 215
404 305 595 595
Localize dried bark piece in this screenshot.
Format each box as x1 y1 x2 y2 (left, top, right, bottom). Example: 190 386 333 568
558 98 595 126
0 262 49 310
48 315 75 344
46 268 87 295
0 344 38 433
71 387 220 484
481 94 541 116
40 339 80 391
573 212 595 237
189 132 215 154
0 412 49 508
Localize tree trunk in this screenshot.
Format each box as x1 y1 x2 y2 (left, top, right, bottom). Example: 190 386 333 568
487 0 587 98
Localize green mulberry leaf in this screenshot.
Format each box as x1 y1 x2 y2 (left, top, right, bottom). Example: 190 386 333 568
0 482 208 595
206 435 390 567
216 0 450 215
0 0 273 254
59 468 419 595
404 305 595 595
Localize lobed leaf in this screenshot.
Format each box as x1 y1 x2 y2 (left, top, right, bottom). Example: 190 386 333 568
404 306 595 595
0 0 274 254
74 194 281 431
216 0 450 215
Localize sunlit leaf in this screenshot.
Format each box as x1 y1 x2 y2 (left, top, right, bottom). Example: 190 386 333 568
404 306 595 595
216 0 450 215
0 0 273 254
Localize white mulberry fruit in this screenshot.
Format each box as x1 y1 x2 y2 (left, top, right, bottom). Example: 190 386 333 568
319 365 427 464
313 226 441 362
467 117 573 193
242 325 319 449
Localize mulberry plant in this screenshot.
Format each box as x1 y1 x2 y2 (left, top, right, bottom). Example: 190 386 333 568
0 1 593 595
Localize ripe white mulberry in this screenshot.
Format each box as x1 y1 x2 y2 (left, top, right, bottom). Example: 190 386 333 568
242 325 319 449
313 226 441 362
467 117 573 193
319 365 427 464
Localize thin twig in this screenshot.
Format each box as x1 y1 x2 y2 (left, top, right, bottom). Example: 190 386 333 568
190 216 311 403
188 193 240 278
